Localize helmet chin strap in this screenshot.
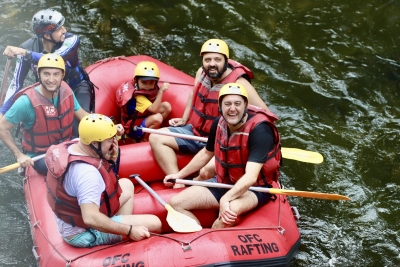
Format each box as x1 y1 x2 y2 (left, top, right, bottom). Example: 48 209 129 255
233 108 248 127
42 32 58 45
90 142 104 159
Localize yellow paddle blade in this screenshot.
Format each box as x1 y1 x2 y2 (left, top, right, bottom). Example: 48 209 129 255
0 163 20 175
165 204 202 233
281 147 324 164
268 188 350 201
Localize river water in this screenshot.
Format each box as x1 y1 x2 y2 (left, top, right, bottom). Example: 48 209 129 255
0 0 399 266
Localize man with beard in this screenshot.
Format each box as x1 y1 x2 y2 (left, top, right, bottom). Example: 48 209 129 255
45 114 161 247
164 83 281 228
149 39 269 187
1 9 94 136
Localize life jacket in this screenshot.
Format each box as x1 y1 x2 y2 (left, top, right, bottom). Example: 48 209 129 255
214 105 281 186
13 81 74 154
116 81 159 134
45 140 122 228
189 59 254 137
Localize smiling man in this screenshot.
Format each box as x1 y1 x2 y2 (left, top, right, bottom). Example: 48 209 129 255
0 54 88 175
1 9 95 136
164 83 282 228
150 39 270 186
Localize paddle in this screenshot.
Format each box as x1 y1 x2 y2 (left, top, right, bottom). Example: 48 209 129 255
0 138 80 175
169 178 350 201
0 57 12 104
135 126 324 164
132 175 203 233
0 154 45 175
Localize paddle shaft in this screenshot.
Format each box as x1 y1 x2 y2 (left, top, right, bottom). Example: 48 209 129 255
137 127 323 164
136 126 207 142
0 57 12 105
0 154 45 175
172 179 350 201
132 175 167 206
0 138 78 175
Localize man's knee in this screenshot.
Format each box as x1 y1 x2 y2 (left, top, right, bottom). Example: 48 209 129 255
149 129 170 146
119 178 134 197
149 132 159 146
169 194 186 210
199 166 215 181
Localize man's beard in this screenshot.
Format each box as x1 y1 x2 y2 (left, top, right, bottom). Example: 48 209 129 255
204 66 224 79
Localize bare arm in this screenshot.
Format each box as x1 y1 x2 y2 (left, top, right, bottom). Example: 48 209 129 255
0 117 33 167
169 68 201 126
218 162 263 224
81 203 150 241
74 108 89 121
3 46 28 57
236 77 270 111
146 83 169 113
220 161 263 203
164 147 214 186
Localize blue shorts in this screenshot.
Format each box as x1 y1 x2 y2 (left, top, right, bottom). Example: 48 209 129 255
206 177 273 208
64 215 123 248
127 119 147 140
169 124 205 154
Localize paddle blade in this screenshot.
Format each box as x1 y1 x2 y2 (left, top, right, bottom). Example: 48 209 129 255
281 147 324 164
165 204 202 233
269 188 350 201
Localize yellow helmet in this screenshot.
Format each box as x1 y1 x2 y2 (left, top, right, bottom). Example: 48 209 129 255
37 53 65 75
79 114 117 145
218 83 248 106
134 61 160 81
200 39 229 58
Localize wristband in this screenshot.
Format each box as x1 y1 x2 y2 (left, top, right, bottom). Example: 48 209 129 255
127 225 132 237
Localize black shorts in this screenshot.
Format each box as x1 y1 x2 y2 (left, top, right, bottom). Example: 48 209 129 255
206 177 273 208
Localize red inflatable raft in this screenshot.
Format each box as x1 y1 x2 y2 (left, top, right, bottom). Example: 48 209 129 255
23 55 301 266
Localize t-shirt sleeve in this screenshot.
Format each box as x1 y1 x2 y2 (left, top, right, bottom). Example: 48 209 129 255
134 95 152 113
4 95 35 128
205 117 220 152
248 122 275 164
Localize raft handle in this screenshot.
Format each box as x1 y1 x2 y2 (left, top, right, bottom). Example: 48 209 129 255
291 206 300 221
32 246 40 261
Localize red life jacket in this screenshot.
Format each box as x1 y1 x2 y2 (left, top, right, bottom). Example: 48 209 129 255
45 140 122 228
214 105 281 186
116 81 159 134
189 59 254 137
13 81 74 154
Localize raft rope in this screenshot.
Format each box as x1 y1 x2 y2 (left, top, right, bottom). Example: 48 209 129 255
149 192 287 251
24 172 289 264
85 56 194 86
24 173 132 266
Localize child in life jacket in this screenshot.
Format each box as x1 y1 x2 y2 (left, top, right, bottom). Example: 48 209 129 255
116 61 171 142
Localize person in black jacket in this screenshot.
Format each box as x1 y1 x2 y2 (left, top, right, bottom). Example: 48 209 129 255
2 9 95 136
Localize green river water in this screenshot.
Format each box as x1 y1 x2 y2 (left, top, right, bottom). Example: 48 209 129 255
0 0 400 266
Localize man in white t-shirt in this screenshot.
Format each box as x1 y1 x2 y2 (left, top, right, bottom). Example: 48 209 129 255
45 114 161 247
